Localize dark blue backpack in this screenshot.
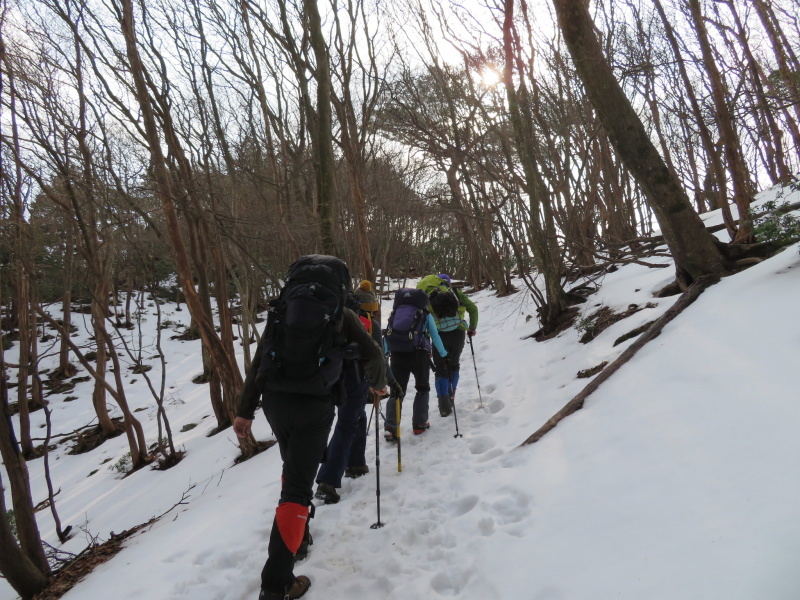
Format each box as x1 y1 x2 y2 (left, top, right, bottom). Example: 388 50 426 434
385 288 430 353
257 255 350 396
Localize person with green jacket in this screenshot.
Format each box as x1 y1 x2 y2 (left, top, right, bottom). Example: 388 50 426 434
416 273 478 417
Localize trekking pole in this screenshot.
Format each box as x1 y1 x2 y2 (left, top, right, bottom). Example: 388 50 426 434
446 362 463 438
370 393 385 529
468 336 484 409
396 394 402 473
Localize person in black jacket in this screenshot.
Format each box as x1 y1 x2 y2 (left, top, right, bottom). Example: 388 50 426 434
234 259 387 600
314 284 402 504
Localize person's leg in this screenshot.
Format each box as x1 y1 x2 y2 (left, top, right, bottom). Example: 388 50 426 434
433 331 458 416
261 396 334 594
316 369 366 489
410 349 431 429
386 353 412 436
447 329 467 389
348 405 368 468
448 330 466 398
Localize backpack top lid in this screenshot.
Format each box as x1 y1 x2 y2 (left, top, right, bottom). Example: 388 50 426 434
285 255 351 297
429 286 460 318
392 287 430 310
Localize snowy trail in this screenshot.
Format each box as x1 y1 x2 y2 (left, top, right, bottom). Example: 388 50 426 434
301 382 513 600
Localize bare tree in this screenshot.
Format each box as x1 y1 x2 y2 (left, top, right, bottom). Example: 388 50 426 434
550 0 729 288
0 473 49 600
503 0 569 325
0 277 50 591
685 0 755 243
329 0 391 282
118 0 253 454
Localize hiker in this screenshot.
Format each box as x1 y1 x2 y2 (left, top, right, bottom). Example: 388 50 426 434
354 279 381 336
383 287 447 440
417 273 478 417
233 256 388 600
314 286 402 504
347 281 389 475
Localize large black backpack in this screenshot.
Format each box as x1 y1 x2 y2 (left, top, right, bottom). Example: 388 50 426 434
385 288 431 353
429 287 459 318
257 255 351 396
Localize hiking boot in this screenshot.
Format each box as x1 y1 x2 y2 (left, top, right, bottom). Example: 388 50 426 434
344 465 369 478
412 421 430 435
314 483 340 505
258 576 311 600
438 395 452 417
384 429 398 443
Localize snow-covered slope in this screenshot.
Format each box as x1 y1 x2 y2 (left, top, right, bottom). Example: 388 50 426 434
2 183 799 600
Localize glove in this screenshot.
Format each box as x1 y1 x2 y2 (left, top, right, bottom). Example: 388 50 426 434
389 380 405 401
467 329 477 338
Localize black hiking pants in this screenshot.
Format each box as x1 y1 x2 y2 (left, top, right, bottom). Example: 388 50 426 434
261 393 335 593
388 349 431 428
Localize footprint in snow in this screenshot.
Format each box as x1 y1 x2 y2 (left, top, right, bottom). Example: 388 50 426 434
467 435 495 455
486 398 505 414
431 571 461 596
478 516 495 536
453 494 480 516
487 487 532 525
475 448 504 463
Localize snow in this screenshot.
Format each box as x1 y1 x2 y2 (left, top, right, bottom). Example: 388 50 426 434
3 182 800 600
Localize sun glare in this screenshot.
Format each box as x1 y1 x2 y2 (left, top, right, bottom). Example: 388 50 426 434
481 67 501 87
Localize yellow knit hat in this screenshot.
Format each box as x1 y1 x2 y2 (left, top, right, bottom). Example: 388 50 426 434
359 280 373 292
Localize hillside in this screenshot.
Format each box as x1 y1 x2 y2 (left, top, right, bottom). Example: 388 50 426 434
3 184 800 600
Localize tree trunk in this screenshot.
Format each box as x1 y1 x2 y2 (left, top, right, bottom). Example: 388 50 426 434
92 278 116 436
0 343 50 578
15 266 34 457
343 151 376 282
305 0 337 254
211 241 240 421
0 474 49 600
103 334 148 468
58 228 76 378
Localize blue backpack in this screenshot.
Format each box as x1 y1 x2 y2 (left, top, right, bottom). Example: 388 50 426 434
385 288 431 353
257 255 350 396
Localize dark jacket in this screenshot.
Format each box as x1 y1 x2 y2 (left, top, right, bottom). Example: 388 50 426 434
237 308 387 420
